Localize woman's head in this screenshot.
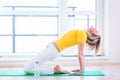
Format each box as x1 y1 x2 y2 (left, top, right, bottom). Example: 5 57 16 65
87 27 99 35
86 27 101 55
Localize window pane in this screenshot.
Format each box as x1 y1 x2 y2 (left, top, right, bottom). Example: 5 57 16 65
62 46 78 56
0 7 12 10
89 15 96 19
16 36 57 53
0 16 12 34
74 15 88 29
0 0 57 6
15 17 58 34
0 36 12 52
75 15 87 19
75 20 87 29
69 15 96 29
68 0 95 11
89 15 96 27
89 20 96 27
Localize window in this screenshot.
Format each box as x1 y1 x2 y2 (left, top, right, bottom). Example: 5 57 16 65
59 0 104 56
0 0 58 54
0 0 105 58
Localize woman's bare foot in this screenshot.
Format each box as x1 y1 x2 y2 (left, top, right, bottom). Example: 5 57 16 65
54 65 69 74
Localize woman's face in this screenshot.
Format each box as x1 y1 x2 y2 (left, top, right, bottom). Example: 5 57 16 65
88 27 99 35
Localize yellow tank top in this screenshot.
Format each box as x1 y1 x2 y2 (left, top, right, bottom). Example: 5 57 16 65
55 30 87 51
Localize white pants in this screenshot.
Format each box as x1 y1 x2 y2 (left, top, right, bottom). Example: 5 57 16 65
24 42 59 74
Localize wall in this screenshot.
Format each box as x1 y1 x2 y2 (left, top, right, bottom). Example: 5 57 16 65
107 0 120 62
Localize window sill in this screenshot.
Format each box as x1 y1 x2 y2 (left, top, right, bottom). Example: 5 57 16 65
56 56 107 61
0 53 108 68
0 55 107 62
0 54 110 68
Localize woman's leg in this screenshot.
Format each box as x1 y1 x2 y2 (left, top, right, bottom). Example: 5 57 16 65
24 42 59 74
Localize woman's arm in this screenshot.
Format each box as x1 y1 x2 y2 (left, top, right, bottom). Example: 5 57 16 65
72 43 85 74
78 43 85 73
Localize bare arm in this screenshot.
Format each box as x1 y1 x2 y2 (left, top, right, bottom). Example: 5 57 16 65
72 43 85 74
78 43 85 73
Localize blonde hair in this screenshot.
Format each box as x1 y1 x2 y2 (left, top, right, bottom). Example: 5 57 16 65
86 34 101 55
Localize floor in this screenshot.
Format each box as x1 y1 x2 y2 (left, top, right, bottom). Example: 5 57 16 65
0 65 120 80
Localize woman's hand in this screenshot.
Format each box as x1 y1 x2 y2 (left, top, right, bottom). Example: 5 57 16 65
71 69 83 74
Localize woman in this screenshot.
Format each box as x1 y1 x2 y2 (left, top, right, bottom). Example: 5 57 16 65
24 27 101 74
